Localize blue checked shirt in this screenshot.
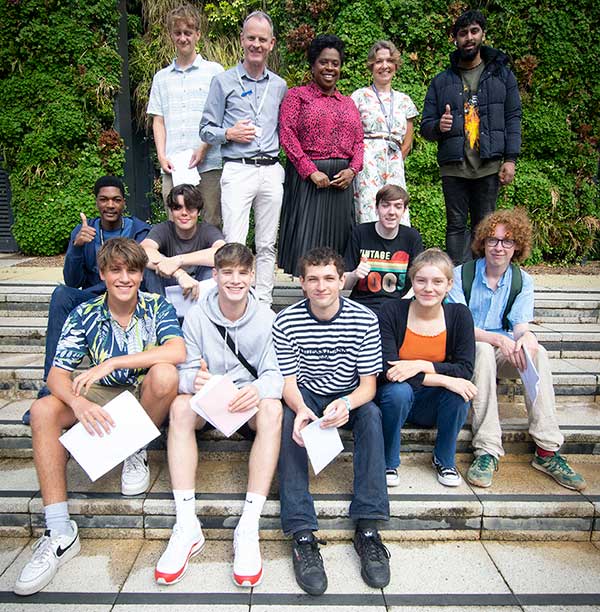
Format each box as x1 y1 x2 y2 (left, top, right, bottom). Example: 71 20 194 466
53 292 183 386
447 258 534 337
147 55 224 173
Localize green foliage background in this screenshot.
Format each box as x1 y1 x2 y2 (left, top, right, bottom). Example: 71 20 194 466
0 0 125 255
1 0 599 261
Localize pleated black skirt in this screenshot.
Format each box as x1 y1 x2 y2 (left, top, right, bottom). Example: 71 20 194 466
277 158 355 277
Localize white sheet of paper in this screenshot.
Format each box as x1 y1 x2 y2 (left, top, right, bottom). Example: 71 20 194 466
165 279 216 318
170 149 200 187
300 416 344 475
59 391 161 482
520 345 540 405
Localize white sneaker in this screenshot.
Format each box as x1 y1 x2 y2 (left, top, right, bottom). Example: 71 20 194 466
121 449 150 496
14 521 80 596
432 455 462 487
155 521 205 585
385 468 400 487
233 524 262 587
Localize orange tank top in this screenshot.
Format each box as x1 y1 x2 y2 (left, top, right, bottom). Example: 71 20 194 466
398 328 447 362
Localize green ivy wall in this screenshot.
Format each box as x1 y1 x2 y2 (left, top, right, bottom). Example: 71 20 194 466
1 0 599 261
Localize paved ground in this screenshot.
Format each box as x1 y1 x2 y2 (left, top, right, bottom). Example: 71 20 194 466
1 537 600 610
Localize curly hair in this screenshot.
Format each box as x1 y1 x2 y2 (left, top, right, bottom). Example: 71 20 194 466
307 34 345 67
472 208 533 263
298 246 344 278
367 40 401 72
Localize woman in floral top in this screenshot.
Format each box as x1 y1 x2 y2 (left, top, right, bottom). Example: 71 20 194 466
278 34 364 277
352 41 418 225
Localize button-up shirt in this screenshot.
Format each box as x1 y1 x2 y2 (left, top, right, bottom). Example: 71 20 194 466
279 82 364 180
199 62 287 158
447 258 534 336
54 292 183 386
147 54 224 173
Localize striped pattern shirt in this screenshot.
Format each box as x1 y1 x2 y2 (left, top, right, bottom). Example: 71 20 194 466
54 292 182 386
273 298 382 395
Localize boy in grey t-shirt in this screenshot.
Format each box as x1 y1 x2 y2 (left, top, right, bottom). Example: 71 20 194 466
142 184 225 299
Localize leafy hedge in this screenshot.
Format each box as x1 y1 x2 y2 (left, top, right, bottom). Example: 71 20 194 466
1 0 599 261
0 1 124 255
203 0 600 262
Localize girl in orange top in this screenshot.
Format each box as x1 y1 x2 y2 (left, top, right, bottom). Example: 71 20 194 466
377 249 476 487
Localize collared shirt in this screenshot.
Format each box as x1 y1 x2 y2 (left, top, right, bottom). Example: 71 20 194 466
279 82 364 180
53 292 183 386
447 258 534 336
147 54 224 173
199 62 287 158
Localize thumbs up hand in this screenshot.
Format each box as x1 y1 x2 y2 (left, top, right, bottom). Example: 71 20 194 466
73 212 97 247
194 357 212 392
354 255 371 279
439 104 453 133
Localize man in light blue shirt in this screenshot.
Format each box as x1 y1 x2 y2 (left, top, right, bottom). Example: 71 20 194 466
448 209 585 491
200 11 287 306
148 4 224 225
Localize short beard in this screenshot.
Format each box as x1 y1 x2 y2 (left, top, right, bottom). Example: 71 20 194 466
459 43 481 62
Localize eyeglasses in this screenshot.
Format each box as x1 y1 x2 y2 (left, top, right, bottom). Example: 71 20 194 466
485 237 515 249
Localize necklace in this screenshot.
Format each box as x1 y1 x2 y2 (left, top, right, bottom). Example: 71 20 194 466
99 218 125 245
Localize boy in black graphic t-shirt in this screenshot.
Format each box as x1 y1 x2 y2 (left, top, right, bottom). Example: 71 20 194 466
344 184 423 315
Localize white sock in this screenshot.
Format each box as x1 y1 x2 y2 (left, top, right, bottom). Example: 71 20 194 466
237 492 266 532
173 490 198 532
44 501 73 537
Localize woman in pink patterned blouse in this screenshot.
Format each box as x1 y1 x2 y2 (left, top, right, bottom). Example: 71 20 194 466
277 34 364 277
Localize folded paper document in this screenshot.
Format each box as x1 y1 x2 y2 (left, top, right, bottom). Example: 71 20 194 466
190 374 258 437
171 149 200 187
59 391 161 482
300 416 344 475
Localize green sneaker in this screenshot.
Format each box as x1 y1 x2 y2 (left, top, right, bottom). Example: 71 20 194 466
531 452 587 491
467 454 498 488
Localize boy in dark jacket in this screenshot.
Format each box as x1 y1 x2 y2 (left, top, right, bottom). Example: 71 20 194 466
421 10 521 264
23 176 150 423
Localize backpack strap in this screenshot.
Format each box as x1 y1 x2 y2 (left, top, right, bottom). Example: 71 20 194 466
461 260 476 306
213 323 259 380
502 263 523 331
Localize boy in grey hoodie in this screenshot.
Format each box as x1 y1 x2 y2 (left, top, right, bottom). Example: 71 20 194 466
155 243 283 588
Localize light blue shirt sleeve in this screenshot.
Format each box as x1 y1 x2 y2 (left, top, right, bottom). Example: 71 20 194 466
447 265 467 305
507 269 534 328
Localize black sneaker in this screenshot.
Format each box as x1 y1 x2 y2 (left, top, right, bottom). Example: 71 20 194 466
292 532 327 596
353 528 391 588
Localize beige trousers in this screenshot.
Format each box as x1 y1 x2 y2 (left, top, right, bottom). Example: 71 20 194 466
161 169 223 227
471 341 564 458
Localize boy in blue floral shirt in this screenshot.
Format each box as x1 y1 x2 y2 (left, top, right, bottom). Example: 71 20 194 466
14 238 186 597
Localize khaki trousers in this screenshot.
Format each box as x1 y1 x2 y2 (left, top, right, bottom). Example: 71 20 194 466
471 341 564 457
161 169 223 227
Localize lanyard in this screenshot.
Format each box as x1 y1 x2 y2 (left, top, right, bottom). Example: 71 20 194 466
237 66 270 120
99 218 125 245
371 85 395 136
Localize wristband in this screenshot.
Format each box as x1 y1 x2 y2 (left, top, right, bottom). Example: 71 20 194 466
340 395 352 413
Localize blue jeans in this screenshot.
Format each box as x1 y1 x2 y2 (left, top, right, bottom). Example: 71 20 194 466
278 386 389 536
377 383 469 469
44 286 98 380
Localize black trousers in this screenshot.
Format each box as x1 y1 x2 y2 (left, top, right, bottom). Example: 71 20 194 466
442 173 500 264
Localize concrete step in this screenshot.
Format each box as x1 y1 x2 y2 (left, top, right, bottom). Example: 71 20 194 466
0 352 597 402
1 452 599 542
0 281 599 321
2 396 599 458
1 537 600 609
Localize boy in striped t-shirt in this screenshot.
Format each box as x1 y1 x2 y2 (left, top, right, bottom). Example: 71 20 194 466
273 247 390 596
